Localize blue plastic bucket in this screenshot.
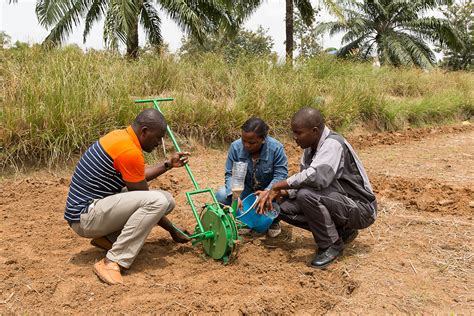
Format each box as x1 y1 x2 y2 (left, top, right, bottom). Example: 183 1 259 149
236 193 279 233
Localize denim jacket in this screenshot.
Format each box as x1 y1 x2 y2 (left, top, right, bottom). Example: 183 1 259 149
224 136 288 199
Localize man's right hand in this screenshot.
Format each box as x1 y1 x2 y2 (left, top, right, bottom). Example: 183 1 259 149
168 152 190 168
256 189 281 214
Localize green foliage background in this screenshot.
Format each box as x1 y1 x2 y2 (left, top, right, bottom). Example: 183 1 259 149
1 46 473 168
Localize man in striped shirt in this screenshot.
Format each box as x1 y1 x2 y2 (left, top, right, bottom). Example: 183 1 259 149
65 108 190 285
258 108 377 269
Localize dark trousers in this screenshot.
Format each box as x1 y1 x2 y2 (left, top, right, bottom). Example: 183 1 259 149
279 187 375 250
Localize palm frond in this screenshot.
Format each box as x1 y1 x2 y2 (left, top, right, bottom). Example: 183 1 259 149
315 21 348 36
294 0 314 26
406 17 464 51
341 28 372 44
378 33 405 66
36 0 87 27
231 0 263 25
398 32 436 67
377 30 435 68
366 0 388 21
322 0 351 21
103 3 127 50
158 0 214 42
192 0 236 36
114 0 139 34
39 0 90 45
337 35 366 56
141 0 162 45
83 0 107 43
412 0 454 14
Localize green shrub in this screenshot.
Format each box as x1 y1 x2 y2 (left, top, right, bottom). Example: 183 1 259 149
1 47 472 169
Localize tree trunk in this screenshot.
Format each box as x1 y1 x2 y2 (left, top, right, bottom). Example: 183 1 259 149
126 18 139 59
285 0 294 63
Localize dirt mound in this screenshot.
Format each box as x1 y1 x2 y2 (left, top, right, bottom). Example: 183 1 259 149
372 175 473 216
347 124 473 150
282 124 474 154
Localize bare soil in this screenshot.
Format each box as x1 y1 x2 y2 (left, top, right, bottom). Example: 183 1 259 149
1 124 473 314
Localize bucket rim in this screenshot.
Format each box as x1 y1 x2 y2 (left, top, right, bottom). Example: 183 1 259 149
236 193 259 219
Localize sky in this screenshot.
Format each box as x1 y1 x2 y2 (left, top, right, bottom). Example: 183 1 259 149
0 0 343 57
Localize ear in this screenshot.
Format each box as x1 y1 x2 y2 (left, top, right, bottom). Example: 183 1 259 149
139 126 148 138
312 126 319 134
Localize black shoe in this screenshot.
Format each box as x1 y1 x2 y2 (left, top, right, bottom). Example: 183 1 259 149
340 229 358 244
310 247 343 269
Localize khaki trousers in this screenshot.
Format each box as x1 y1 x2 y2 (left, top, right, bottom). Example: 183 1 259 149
71 190 175 268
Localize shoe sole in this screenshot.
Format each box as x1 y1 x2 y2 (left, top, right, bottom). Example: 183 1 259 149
309 262 332 270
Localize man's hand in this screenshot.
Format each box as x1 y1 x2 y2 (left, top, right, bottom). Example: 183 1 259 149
158 216 190 243
168 152 190 168
170 226 190 243
256 189 281 214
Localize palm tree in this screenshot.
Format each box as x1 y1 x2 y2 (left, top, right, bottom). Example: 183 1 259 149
317 0 463 68
34 0 243 58
237 0 344 61
285 0 315 61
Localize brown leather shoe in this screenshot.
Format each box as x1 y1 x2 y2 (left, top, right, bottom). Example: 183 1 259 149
93 258 123 285
90 236 113 251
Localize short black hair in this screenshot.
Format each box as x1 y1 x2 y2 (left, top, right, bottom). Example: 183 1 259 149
241 117 269 138
132 108 167 132
292 107 325 129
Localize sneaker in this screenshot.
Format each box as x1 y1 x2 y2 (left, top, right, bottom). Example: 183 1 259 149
267 222 281 238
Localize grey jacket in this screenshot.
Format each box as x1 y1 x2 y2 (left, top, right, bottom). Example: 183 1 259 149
287 126 377 218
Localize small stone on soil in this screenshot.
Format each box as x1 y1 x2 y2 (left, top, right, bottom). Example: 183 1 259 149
438 199 454 206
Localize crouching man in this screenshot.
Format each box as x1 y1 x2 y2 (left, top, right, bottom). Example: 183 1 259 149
258 107 377 269
64 108 189 285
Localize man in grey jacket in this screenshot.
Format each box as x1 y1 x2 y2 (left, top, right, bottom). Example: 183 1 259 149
258 107 377 269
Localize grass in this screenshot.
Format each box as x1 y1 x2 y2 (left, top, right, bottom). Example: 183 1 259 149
1 45 473 169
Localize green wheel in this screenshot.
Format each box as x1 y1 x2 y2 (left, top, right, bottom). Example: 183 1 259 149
200 206 239 262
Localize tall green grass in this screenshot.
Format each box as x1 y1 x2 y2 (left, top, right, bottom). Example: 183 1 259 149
1 46 473 169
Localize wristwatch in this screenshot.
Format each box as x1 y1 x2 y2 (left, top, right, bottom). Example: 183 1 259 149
164 160 172 170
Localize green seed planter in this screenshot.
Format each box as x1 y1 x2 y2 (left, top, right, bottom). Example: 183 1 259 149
135 98 241 263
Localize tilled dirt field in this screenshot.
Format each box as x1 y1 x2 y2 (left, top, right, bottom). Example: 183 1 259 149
1 124 473 314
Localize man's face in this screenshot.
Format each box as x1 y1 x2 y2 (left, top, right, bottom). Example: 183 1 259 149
291 122 319 149
139 127 166 153
242 131 265 155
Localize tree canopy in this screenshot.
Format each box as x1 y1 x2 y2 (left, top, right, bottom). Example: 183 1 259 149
317 0 464 68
